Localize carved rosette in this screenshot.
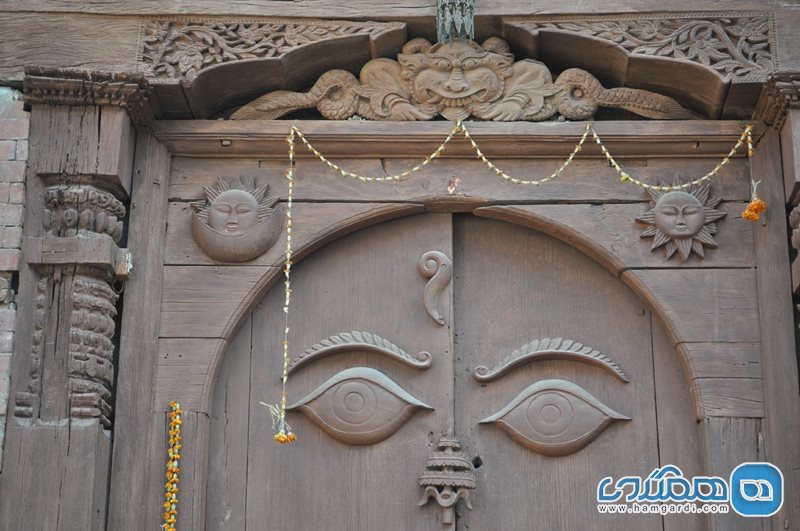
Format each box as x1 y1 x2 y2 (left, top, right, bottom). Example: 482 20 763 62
754 72 800 130
140 19 405 82
505 14 775 82
232 37 694 122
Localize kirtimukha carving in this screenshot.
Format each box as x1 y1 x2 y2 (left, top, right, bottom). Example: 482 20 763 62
288 331 433 374
473 337 629 383
636 184 726 262
191 176 282 263
419 251 452 326
418 436 475 530
232 37 694 122
480 379 630 457
287 367 433 445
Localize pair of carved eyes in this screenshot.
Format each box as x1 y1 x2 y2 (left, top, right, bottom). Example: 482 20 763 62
212 203 255 214
289 367 629 456
430 58 481 71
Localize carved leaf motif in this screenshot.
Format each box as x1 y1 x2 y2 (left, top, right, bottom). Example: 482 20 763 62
509 15 774 80
288 331 433 374
473 337 630 382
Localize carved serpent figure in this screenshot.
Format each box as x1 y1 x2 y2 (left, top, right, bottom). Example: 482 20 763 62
232 37 694 121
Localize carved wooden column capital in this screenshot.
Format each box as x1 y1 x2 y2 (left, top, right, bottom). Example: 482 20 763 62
23 66 155 126
753 72 800 129
0 67 147 530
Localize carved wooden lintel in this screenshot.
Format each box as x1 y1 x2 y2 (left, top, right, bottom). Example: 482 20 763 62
753 72 800 129
232 37 694 122
23 67 155 125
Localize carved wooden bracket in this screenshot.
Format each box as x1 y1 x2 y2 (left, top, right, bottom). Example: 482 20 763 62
140 18 406 82
504 13 775 83
753 72 800 129
232 37 694 122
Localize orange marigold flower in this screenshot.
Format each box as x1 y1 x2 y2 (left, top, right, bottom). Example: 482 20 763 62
742 208 760 222
749 198 767 214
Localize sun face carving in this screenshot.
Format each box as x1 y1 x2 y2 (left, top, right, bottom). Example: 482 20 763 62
636 184 726 262
190 176 283 262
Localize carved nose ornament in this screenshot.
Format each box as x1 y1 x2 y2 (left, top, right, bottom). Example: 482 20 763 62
419 436 476 529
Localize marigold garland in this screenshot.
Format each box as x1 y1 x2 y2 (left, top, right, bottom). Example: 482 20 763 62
162 402 182 530
267 119 757 445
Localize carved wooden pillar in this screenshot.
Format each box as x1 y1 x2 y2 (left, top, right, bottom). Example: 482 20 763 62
0 68 149 530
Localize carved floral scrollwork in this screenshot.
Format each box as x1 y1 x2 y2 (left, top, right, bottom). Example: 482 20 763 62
140 19 404 82
507 14 774 81
232 37 694 122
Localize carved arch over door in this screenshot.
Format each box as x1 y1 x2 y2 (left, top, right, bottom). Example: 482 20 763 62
135 13 775 119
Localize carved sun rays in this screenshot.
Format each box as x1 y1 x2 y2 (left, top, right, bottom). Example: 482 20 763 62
636 184 726 262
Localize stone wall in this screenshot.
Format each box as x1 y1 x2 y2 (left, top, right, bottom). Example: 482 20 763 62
0 87 28 470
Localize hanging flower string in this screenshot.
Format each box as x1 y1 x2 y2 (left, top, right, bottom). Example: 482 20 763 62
741 128 767 222
162 402 182 530
268 120 756 444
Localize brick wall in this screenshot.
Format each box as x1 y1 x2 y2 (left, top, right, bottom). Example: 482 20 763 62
0 87 28 470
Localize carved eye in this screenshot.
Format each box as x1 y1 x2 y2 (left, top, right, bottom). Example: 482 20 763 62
681 206 700 215
657 206 678 217
434 58 451 69
213 203 232 213
463 58 479 69
235 203 254 214
479 379 630 457
287 367 433 445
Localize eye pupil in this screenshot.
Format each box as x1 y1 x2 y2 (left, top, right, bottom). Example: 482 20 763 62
527 392 574 437
343 391 366 413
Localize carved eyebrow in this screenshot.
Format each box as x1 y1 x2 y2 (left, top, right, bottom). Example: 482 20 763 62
287 331 433 375
472 337 629 383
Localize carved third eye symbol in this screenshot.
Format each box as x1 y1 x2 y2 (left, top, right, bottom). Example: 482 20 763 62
287 367 433 446
480 379 630 457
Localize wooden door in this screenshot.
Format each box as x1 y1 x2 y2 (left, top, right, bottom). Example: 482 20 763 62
207 214 454 530
207 214 702 530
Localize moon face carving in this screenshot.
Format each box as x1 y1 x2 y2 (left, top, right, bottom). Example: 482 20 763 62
190 176 283 263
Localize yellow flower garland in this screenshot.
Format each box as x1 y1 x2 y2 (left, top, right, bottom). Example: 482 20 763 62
266 120 757 444
162 402 182 530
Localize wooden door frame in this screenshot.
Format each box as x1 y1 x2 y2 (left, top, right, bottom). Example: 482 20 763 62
100 117 800 529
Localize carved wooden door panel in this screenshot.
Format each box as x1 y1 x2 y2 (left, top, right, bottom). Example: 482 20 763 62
208 213 702 530
207 213 454 531
452 216 702 531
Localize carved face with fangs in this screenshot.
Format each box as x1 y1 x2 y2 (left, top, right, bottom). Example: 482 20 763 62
398 39 513 119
